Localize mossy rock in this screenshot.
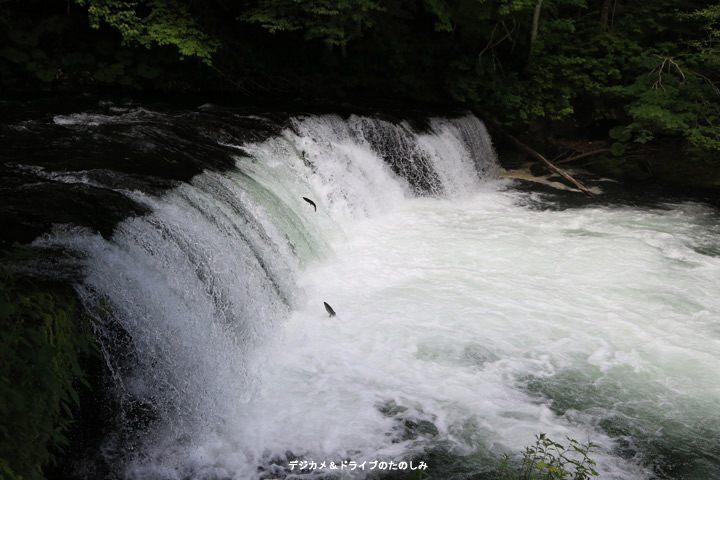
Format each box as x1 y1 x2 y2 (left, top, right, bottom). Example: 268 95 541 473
0 254 98 479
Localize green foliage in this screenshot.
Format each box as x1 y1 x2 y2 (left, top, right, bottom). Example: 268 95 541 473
0 9 73 86
422 0 457 32
0 1 200 91
1 0 719 177
0 246 99 479
240 0 386 47
498 433 599 480
73 0 219 64
460 0 720 161
407 468 431 479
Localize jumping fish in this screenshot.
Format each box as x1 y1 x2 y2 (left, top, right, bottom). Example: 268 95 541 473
323 302 336 317
303 197 317 212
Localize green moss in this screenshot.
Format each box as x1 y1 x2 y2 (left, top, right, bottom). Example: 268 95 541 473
0 248 98 479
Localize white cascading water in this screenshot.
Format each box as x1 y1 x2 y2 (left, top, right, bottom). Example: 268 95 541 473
38 112 720 479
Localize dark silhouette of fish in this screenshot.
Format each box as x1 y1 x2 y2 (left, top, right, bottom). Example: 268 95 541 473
302 197 317 212
323 302 336 317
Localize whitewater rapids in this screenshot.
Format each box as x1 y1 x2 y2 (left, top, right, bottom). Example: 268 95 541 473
33 109 720 479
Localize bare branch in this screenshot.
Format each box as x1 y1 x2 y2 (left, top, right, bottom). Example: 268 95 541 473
478 20 516 73
555 147 611 164
651 54 686 91
478 22 500 63
692 70 720 94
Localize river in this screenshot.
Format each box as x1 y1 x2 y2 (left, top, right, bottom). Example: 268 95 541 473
2 98 719 479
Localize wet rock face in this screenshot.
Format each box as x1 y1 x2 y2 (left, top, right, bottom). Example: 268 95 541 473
1 181 150 247
0 98 280 250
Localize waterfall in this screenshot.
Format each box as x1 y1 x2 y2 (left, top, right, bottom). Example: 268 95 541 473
29 107 720 479
36 112 501 477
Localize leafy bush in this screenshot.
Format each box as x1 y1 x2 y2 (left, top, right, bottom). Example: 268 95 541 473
498 433 599 480
0 248 98 479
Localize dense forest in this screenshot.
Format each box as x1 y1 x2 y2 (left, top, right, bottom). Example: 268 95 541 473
2 0 720 183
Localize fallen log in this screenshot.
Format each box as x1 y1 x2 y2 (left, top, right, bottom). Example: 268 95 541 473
481 115 596 197
501 131 596 197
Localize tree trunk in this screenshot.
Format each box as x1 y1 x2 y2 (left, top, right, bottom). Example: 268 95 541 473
600 0 612 29
529 0 543 59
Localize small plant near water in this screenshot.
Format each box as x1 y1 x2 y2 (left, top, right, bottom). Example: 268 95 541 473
497 433 599 480
1 245 101 479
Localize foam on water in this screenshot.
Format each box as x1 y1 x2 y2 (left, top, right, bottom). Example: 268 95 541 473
39 112 720 479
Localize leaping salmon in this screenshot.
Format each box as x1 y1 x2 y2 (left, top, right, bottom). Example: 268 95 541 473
303 197 317 212
323 302 336 317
